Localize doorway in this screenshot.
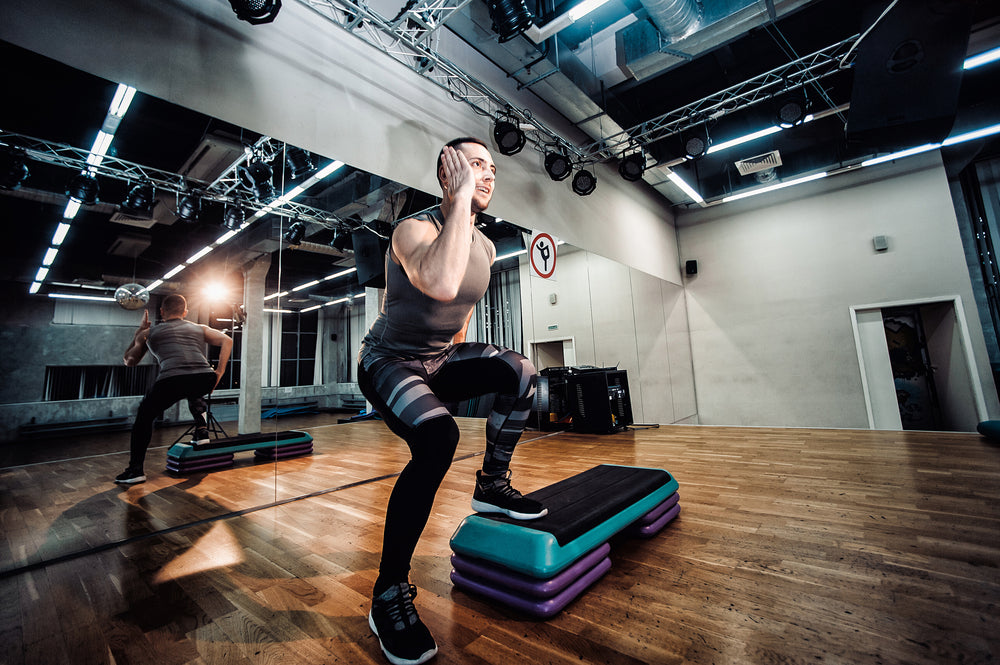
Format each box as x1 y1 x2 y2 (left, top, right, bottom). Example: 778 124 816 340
529 337 576 373
851 296 987 430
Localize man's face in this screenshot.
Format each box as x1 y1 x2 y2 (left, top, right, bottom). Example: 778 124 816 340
453 142 496 213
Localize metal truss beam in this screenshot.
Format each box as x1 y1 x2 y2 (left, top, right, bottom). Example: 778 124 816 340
580 35 859 162
0 131 351 230
297 0 586 159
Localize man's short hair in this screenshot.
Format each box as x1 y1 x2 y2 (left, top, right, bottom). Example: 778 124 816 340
436 137 490 187
161 294 187 318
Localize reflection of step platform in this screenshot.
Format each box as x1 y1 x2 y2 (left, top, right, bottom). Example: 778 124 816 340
165 430 314 474
449 464 680 618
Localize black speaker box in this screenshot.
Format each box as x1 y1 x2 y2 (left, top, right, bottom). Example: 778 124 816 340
685 259 698 275
846 0 972 152
352 228 389 289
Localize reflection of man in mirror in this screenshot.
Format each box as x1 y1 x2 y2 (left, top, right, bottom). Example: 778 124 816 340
358 137 546 665
115 294 233 485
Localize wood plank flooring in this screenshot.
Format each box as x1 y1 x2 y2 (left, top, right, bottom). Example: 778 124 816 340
1 416 998 664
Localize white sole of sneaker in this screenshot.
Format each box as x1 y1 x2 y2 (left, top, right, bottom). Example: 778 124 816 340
368 611 438 665
114 476 146 485
470 499 548 521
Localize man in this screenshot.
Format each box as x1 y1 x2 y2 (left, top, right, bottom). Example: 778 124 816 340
357 138 546 665
116 294 233 485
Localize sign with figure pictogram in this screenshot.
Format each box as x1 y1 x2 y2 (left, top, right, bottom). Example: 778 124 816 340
529 231 557 279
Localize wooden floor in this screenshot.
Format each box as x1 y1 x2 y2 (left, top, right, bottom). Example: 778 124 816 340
1 415 998 664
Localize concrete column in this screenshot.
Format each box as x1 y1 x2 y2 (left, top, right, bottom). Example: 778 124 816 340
239 254 271 434
363 286 382 412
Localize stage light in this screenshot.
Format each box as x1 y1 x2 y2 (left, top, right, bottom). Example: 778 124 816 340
223 204 245 230
120 181 155 217
544 150 571 181
572 169 597 196
774 94 807 128
239 158 276 201
330 230 353 252
0 147 29 190
494 118 526 156
177 192 201 223
284 219 307 245
66 172 100 205
484 0 534 43
229 0 281 24
684 133 709 159
285 147 315 180
618 151 646 181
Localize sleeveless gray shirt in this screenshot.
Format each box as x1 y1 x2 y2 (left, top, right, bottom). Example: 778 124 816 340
147 318 214 380
361 207 493 364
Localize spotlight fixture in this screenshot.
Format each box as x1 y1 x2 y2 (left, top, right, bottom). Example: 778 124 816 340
774 93 808 128
618 151 646 182
285 146 315 180
66 172 100 205
494 118 526 156
176 192 201 223
543 149 571 181
684 133 709 159
239 158 276 201
284 219 307 245
222 204 245 230
330 230 353 252
0 147 29 190
120 181 156 218
572 169 597 196
229 0 281 24
484 0 534 42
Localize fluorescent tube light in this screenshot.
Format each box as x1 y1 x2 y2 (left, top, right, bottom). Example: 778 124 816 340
146 279 164 292
48 293 116 302
109 84 137 117
568 0 611 22
707 126 782 155
496 248 528 261
861 144 939 167
942 122 1000 145
301 304 323 313
35 267 49 281
215 229 239 245
964 46 1000 70
185 245 214 264
667 171 705 203
52 222 72 245
723 171 829 203
163 264 187 279
263 308 293 313
29 281 41 294
264 291 289 301
315 160 345 181
62 201 81 219
323 267 357 280
291 279 321 292
42 248 59 266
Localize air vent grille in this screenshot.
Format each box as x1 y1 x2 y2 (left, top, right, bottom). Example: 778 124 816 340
735 150 783 176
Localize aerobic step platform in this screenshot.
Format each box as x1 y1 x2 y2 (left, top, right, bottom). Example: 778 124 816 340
449 465 680 618
166 430 313 474
450 464 679 578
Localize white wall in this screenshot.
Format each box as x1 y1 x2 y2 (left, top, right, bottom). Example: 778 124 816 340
519 247 697 425
677 151 1000 429
0 0 680 284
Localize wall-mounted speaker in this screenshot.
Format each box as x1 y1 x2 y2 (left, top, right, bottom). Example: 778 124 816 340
352 228 389 289
685 259 698 275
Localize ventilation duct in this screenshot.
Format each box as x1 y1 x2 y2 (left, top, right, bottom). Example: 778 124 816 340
640 0 702 41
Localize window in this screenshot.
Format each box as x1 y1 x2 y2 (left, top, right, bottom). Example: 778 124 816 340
43 365 156 401
280 311 318 386
208 329 242 390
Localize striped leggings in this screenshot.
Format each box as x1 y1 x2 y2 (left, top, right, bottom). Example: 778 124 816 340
357 342 536 585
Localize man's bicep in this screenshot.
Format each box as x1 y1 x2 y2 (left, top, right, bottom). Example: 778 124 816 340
392 218 435 278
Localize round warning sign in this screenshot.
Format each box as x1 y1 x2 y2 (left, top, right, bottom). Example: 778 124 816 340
529 232 557 279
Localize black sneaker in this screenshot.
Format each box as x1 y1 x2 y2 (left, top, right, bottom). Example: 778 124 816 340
114 467 146 485
368 582 438 665
193 428 210 445
472 470 548 520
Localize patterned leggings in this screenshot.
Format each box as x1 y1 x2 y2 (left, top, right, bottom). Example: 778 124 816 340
357 342 536 586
